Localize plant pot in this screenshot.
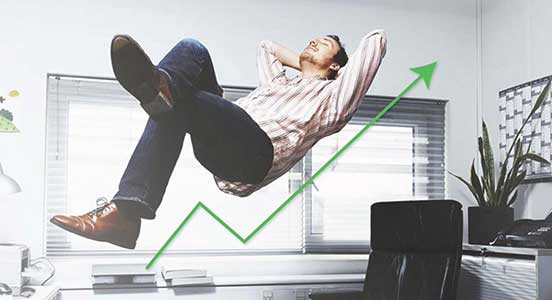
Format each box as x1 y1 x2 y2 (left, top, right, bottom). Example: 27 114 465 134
468 206 514 245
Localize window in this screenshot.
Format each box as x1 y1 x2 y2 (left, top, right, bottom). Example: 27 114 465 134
304 97 446 253
45 75 302 256
45 75 446 256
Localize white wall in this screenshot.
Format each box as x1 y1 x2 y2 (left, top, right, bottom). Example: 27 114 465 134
481 0 552 219
0 0 479 254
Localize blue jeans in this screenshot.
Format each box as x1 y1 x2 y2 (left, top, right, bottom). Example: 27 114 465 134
112 39 274 219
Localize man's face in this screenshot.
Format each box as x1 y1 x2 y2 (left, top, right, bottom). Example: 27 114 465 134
300 36 340 71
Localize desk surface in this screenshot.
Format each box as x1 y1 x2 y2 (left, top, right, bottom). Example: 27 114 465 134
23 286 59 300
463 243 552 256
48 255 367 291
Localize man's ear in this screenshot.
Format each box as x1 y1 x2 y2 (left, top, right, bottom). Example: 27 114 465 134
329 62 340 72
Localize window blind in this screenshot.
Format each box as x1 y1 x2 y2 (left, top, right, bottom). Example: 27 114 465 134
304 97 446 253
45 75 303 256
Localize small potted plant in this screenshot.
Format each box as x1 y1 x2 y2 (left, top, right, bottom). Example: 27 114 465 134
450 80 551 245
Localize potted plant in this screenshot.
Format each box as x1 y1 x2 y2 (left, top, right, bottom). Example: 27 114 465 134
450 80 551 245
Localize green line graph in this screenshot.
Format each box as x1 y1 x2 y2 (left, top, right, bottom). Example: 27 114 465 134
145 62 437 269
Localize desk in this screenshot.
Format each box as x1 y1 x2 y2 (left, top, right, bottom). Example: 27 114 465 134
27 286 59 300
59 277 363 300
48 255 366 300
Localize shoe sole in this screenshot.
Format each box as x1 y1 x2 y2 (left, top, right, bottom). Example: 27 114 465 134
110 34 173 118
50 217 137 250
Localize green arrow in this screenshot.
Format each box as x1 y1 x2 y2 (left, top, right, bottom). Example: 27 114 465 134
145 62 438 269
410 62 437 88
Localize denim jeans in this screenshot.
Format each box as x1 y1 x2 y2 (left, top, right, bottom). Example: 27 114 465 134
112 39 274 219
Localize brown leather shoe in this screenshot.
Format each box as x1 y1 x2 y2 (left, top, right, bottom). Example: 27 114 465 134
50 199 141 249
111 34 175 118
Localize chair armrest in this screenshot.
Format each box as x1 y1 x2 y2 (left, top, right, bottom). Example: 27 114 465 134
309 290 364 300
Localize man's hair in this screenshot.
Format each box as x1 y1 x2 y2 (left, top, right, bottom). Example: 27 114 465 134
326 34 348 79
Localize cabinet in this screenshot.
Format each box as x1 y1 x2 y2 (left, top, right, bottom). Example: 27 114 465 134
459 244 552 300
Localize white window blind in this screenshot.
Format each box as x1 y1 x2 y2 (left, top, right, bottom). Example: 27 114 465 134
304 97 446 253
45 75 302 256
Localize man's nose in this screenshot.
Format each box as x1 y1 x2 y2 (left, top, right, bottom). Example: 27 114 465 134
309 40 316 47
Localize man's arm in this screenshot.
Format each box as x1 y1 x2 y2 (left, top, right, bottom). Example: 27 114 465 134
257 40 300 86
271 42 301 70
325 30 387 127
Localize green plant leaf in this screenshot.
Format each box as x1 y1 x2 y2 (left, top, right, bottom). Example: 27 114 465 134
514 140 522 161
470 160 486 206
520 153 550 165
504 140 530 201
480 175 495 207
482 121 496 190
508 170 527 196
449 171 485 206
528 80 551 118
504 157 523 197
503 80 550 160
506 189 519 207
478 137 495 205
478 137 488 178
496 159 509 206
498 140 521 206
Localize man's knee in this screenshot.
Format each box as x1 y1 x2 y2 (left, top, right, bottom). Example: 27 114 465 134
178 38 207 56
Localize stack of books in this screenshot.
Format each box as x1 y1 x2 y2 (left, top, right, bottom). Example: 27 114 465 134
161 267 213 287
91 264 157 288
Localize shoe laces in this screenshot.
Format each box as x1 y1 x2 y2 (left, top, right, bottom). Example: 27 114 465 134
87 197 110 217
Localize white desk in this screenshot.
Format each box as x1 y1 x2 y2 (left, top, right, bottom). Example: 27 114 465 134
48 255 366 300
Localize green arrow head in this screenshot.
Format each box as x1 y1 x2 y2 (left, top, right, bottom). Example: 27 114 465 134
410 61 437 89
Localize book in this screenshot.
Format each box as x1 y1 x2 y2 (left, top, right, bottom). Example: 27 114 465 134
91 264 156 286
92 264 156 277
92 275 156 285
161 267 207 280
168 276 214 287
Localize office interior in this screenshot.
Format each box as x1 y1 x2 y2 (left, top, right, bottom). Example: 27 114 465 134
1 0 552 299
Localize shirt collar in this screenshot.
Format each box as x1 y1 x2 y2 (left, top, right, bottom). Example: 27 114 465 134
291 74 328 83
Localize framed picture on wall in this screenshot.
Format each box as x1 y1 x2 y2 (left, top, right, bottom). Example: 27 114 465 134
499 75 552 183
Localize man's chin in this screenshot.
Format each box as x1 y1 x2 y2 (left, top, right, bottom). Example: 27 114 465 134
299 52 312 62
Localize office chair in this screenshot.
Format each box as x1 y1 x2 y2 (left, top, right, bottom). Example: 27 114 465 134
310 200 463 300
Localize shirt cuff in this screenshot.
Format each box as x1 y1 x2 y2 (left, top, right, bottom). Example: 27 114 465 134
259 40 276 55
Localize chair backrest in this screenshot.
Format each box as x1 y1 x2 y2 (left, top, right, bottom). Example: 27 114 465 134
363 200 463 300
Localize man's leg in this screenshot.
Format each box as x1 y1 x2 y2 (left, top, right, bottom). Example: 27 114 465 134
112 38 224 219
157 38 224 100
48 38 224 249
49 37 272 249
156 39 273 184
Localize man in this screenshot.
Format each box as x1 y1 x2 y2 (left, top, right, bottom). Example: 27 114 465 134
50 30 387 249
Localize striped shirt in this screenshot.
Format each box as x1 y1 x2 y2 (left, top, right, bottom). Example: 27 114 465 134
214 29 387 197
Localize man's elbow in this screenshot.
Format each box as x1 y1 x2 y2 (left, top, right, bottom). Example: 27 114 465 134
258 40 275 52
367 30 387 57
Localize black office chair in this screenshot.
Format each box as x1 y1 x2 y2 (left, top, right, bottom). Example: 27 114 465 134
310 200 463 300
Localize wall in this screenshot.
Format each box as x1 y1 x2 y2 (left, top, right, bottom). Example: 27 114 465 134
480 0 552 219
0 0 479 253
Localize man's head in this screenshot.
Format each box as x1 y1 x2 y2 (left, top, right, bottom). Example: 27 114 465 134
299 34 348 80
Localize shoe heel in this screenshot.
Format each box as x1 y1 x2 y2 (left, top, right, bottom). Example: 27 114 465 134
110 238 137 250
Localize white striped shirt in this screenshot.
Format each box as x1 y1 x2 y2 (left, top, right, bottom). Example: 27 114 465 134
214 30 387 196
